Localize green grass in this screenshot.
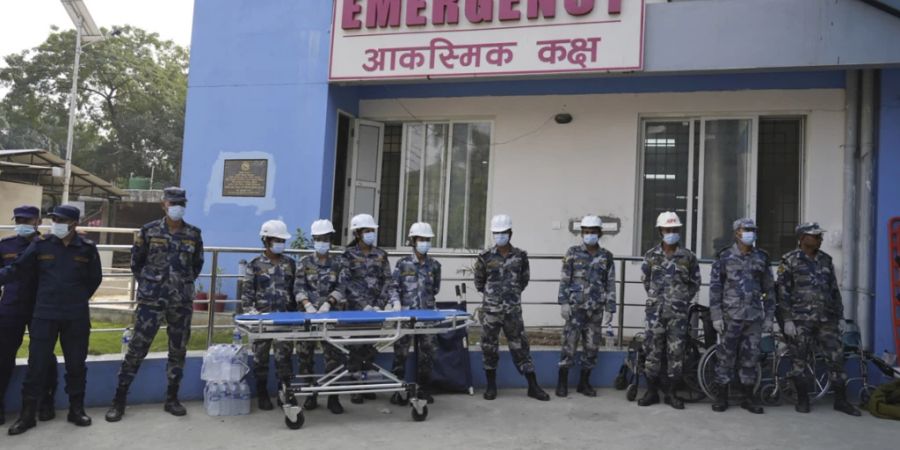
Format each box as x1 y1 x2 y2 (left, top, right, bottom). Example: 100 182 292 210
16 321 234 358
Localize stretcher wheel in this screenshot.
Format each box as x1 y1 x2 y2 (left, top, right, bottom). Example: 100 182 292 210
411 405 428 422
858 385 873 407
626 384 638 402
760 384 781 406
614 371 628 390
285 412 304 430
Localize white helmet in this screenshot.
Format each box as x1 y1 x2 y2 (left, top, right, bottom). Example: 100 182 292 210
350 213 378 231
310 219 335 237
490 214 513 232
408 222 435 238
581 215 603 229
259 220 291 240
655 211 683 228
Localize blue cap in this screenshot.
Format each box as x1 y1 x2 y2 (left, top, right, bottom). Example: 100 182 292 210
732 217 757 231
163 187 187 202
795 222 825 236
48 205 81 222
12 205 40 220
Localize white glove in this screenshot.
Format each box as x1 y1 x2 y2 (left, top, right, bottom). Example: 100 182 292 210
363 305 374 312
603 311 614 327
763 318 774 333
713 320 725 334
244 307 259 315
304 302 317 314
390 301 401 312
560 304 571 320
317 302 331 313
783 320 797 337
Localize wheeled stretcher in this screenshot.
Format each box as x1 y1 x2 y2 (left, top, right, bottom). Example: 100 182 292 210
234 309 471 429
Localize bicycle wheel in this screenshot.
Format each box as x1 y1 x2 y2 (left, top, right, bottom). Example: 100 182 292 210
678 339 707 402
773 350 832 402
698 345 762 400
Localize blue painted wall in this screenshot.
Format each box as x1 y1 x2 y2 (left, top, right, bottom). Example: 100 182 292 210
875 69 900 356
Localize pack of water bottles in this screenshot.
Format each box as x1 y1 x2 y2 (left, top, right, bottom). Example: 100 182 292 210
201 334 252 416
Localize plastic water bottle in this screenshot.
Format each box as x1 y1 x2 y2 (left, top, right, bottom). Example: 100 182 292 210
121 327 133 354
207 382 222 416
238 382 251 415
223 382 234 416
605 324 615 350
232 327 242 345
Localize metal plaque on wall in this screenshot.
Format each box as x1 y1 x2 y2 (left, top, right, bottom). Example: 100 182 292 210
222 159 268 197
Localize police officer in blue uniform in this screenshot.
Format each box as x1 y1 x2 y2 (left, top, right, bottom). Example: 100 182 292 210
0 205 102 435
0 206 58 426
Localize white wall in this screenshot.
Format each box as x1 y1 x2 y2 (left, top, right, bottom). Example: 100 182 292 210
360 89 846 328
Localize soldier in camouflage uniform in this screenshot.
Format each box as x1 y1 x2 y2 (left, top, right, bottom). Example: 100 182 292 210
638 212 700 410
242 220 296 411
475 214 549 402
709 217 775 414
555 215 615 398
776 222 860 416
106 187 204 422
295 219 345 414
339 214 393 404
388 222 441 405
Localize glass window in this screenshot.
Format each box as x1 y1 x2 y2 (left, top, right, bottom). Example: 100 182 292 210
756 118 803 259
377 124 403 247
699 119 752 257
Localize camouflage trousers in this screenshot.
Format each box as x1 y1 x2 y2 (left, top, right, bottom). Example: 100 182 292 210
117 301 192 387
252 339 294 384
714 319 762 386
296 341 342 376
481 308 535 374
392 335 436 380
558 308 603 370
643 312 689 380
787 320 848 383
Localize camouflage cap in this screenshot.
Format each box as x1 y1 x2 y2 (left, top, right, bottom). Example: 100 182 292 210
732 217 757 231
163 187 187 202
795 222 825 236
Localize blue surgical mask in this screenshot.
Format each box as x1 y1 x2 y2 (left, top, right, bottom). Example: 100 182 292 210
493 233 510 247
14 224 36 237
362 231 377 246
270 242 285 254
50 222 70 239
167 205 185 221
663 233 681 245
740 231 757 246
416 241 431 255
582 233 599 246
314 241 331 255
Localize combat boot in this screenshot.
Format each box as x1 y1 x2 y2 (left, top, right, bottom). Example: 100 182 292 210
7 397 37 435
105 386 128 422
555 367 569 397
164 384 187 416
525 372 550 401
327 395 344 414
833 384 861 416
257 381 274 411
66 394 92 427
792 377 810 413
739 384 764 414
38 387 56 421
711 384 729 412
576 369 596 397
483 369 498 400
638 377 660 406
663 377 684 410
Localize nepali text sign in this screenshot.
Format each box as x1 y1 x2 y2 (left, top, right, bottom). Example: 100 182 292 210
222 159 268 197
330 0 645 81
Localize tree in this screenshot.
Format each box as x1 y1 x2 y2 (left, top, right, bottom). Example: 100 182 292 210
0 25 188 187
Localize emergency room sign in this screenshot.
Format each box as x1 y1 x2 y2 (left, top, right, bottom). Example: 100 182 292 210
329 0 645 81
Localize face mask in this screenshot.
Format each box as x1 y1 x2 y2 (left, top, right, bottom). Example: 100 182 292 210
50 222 70 239
167 205 186 221
740 231 756 246
270 242 285 254
663 233 681 245
314 241 331 255
582 233 599 246
493 233 510 247
362 231 377 246
14 224 36 237
416 241 431 255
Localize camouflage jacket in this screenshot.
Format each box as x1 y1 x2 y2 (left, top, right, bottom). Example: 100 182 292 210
296 253 345 308
392 254 441 309
241 254 297 313
558 244 616 312
474 246 530 312
131 218 204 303
642 244 701 318
776 249 843 323
339 243 393 310
709 243 776 322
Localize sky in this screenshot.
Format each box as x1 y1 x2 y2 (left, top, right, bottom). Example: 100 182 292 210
0 0 194 66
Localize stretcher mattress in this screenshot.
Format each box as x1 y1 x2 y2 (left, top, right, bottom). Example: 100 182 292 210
234 309 469 326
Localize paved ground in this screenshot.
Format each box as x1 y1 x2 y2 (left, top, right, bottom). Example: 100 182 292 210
1 389 894 450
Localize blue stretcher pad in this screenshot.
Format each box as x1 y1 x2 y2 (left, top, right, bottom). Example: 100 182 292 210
234 309 469 326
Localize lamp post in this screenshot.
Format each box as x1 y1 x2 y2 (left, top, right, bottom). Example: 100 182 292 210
60 0 104 204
